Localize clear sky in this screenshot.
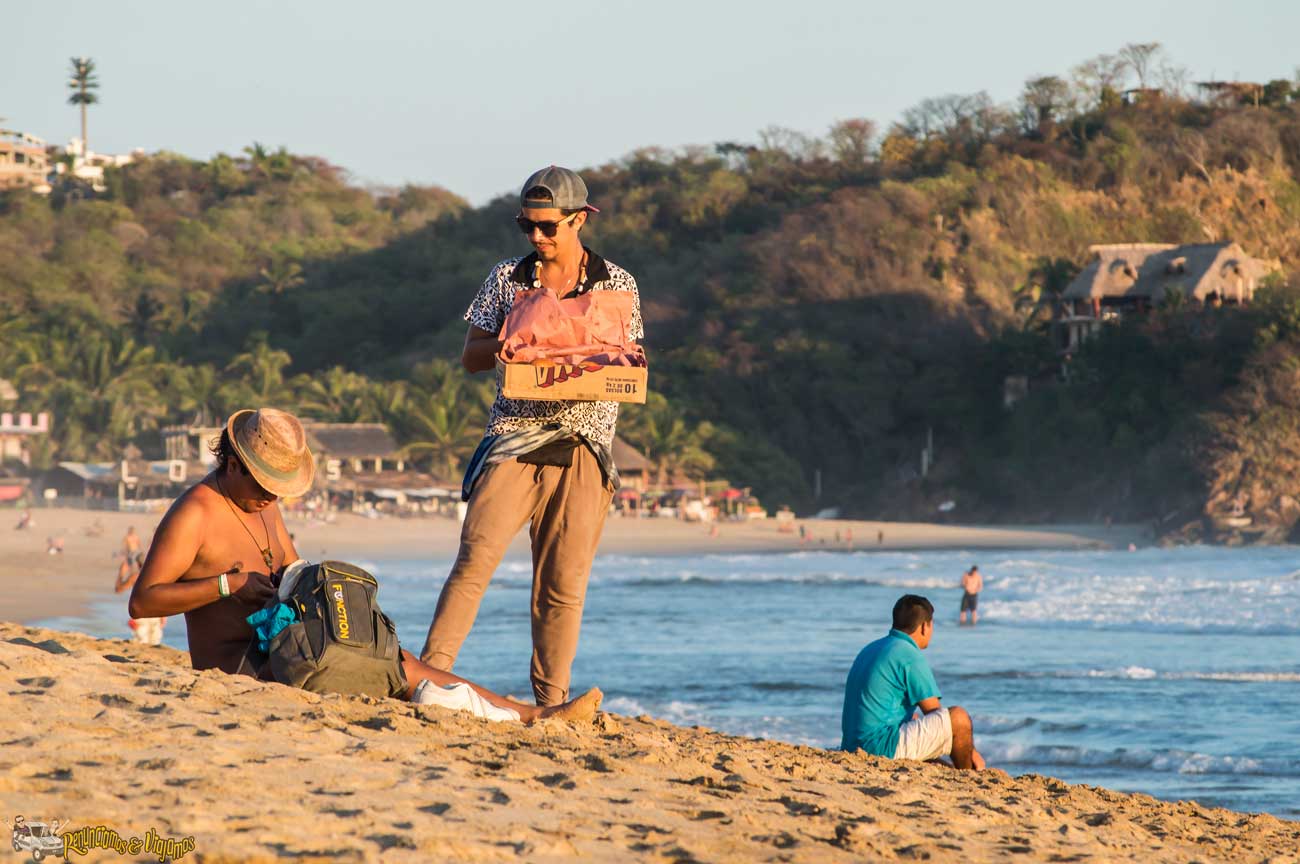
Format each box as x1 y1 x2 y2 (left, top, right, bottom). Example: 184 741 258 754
5 0 1296 204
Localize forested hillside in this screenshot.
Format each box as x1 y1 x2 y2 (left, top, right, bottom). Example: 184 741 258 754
5 45 1300 539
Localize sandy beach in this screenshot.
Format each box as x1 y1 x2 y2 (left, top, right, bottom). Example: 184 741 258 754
4 506 1144 625
3 509 1295 862
2 621 1295 863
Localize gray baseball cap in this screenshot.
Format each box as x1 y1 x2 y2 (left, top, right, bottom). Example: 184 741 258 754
520 165 600 212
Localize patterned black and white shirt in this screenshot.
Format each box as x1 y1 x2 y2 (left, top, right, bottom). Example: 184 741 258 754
465 248 643 448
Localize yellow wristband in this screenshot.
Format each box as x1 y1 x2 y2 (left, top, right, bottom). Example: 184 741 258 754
218 572 231 598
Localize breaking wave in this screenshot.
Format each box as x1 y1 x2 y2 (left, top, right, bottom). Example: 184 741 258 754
956 667 1300 684
979 742 1300 777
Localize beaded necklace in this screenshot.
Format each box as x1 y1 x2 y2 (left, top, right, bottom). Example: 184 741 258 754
532 250 588 296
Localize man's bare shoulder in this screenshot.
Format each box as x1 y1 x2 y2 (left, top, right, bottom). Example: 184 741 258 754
160 479 222 526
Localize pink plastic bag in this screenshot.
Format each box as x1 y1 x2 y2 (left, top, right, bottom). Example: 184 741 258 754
499 288 642 366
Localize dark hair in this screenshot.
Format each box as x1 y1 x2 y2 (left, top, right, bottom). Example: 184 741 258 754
892 594 934 633
209 429 246 474
522 185 582 217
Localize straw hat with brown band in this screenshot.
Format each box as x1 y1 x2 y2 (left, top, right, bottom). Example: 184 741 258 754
225 408 316 499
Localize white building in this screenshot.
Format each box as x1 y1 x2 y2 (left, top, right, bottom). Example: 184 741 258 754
54 137 137 192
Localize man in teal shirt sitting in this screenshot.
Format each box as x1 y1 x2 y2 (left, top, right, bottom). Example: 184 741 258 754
841 594 984 770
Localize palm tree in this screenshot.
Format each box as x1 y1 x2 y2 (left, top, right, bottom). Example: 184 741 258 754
620 393 716 487
67 57 99 156
257 259 305 295
166 363 223 426
1015 257 1078 327
294 366 371 421
221 337 294 407
399 384 482 481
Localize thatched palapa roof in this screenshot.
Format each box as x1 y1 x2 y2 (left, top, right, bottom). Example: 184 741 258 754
304 423 399 459
612 435 651 472
1061 242 1279 304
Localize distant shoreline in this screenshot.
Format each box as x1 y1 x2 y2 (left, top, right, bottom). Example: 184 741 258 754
3 506 1147 625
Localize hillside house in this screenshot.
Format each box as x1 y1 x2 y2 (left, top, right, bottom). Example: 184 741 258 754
0 410 52 467
0 129 50 193
54 138 136 192
1055 242 1280 352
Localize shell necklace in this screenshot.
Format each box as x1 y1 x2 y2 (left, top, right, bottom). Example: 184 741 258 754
533 251 588 296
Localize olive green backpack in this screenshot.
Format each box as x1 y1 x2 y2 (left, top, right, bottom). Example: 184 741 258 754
266 560 406 698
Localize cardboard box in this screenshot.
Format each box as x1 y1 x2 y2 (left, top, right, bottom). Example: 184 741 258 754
497 359 648 404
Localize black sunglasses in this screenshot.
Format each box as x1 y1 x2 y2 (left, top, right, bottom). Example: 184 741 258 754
515 212 579 237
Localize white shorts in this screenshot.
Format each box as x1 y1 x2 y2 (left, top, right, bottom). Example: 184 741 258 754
132 618 165 646
893 707 952 761
412 680 521 723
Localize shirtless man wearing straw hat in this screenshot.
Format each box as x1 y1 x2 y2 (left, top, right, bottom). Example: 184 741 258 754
129 407 600 723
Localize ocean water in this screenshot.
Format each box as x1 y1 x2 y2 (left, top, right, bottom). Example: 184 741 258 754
48 544 1300 819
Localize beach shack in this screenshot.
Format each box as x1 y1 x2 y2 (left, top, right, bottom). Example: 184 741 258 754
41 454 196 511
611 436 653 516
1056 242 1280 352
306 423 405 478
338 470 460 516
612 436 651 491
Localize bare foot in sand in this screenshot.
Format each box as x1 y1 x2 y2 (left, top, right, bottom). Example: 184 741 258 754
526 688 603 724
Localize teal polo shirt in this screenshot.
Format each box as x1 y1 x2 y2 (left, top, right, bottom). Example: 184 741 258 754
840 628 942 757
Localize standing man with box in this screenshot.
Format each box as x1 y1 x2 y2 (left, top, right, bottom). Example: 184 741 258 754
421 166 643 706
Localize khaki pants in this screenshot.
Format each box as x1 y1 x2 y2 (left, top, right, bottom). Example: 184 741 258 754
420 445 612 706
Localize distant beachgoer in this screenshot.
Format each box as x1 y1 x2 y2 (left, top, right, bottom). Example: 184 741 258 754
114 547 162 641
845 527 853 547
122 526 144 570
129 615 167 646
798 524 807 541
841 594 984 770
46 536 63 555
960 565 982 626
421 166 642 708
128 408 597 724
15 509 33 531
114 552 139 594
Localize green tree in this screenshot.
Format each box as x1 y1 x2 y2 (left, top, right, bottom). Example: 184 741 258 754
257 258 305 295
220 336 293 407
294 366 372 421
398 385 482 480
619 393 716 487
1014 257 1079 326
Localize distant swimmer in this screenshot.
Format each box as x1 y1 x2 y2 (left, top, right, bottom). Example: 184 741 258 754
960 564 982 626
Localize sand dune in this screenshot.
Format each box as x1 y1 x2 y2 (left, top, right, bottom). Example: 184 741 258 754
2 622 1293 863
